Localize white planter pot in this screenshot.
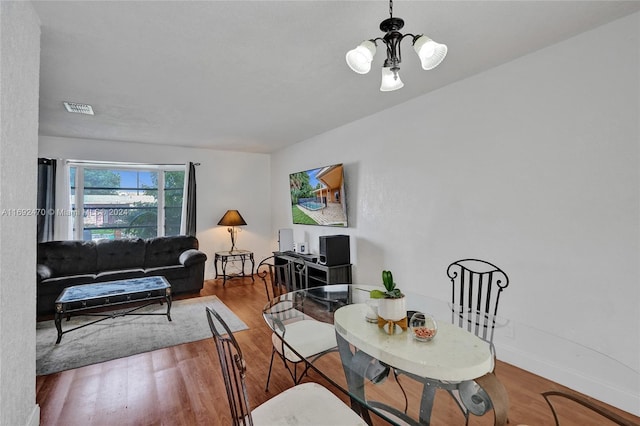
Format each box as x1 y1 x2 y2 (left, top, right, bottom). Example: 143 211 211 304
377 297 407 322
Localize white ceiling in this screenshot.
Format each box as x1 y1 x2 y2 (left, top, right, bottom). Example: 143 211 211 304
32 1 640 154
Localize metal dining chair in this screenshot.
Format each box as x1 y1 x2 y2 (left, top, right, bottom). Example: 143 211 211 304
447 259 510 346
542 390 637 426
256 255 290 302
206 307 365 426
261 257 338 391
445 258 510 425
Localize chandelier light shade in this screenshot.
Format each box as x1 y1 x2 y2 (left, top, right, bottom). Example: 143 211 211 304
413 36 448 70
380 66 404 92
346 40 377 74
346 0 447 91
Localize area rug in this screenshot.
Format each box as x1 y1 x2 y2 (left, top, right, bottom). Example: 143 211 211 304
36 295 248 375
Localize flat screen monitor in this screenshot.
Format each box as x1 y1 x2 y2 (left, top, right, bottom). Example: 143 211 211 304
289 163 348 227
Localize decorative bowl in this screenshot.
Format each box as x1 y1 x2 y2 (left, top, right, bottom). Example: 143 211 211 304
410 312 438 341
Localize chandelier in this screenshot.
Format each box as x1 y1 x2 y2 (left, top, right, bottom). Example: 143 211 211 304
346 0 447 91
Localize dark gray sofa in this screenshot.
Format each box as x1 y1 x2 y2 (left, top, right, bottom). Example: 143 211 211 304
37 235 207 316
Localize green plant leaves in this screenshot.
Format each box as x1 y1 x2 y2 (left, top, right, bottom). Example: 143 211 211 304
385 288 403 299
382 270 395 291
370 289 386 299
373 270 403 299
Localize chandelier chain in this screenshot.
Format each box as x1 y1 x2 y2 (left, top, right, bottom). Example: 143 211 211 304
389 0 393 19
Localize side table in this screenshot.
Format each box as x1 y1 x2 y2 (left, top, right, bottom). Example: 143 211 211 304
214 250 255 285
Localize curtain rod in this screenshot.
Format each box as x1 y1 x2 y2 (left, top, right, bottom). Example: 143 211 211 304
63 159 201 166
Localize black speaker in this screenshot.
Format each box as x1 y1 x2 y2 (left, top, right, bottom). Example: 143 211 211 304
318 235 350 266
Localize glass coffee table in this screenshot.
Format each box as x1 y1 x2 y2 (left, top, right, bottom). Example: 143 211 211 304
54 276 172 344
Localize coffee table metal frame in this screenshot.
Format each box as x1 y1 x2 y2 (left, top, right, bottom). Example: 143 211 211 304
54 276 172 344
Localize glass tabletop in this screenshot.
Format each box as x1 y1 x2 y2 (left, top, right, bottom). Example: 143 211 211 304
215 250 252 256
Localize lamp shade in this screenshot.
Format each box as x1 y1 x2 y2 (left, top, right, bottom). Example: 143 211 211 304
380 67 404 92
346 40 377 74
217 210 247 227
413 36 447 70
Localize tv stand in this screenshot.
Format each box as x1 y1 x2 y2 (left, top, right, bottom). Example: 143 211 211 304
274 251 352 287
279 251 318 264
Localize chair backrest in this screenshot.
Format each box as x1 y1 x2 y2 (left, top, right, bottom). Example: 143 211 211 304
206 307 253 426
256 256 291 301
289 257 308 292
542 390 637 426
447 259 509 343
257 256 310 302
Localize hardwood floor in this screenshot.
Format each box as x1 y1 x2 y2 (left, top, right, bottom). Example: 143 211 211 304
36 278 639 425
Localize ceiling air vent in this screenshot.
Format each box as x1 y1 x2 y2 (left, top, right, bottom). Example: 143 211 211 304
63 101 94 115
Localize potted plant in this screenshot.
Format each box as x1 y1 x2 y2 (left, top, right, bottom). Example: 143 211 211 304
370 270 407 331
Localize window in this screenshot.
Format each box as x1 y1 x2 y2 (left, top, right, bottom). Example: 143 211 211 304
68 162 187 241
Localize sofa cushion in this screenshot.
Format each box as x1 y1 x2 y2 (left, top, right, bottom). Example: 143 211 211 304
145 265 189 281
38 240 97 276
144 235 199 268
95 268 146 282
96 238 146 272
40 274 97 290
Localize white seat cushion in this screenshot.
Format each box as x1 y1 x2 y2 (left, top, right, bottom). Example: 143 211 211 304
272 319 336 362
251 382 366 425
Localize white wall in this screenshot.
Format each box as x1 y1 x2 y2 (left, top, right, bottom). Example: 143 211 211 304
271 13 640 414
39 136 272 279
0 2 41 425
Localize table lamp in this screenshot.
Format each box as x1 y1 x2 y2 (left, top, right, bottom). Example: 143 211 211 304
217 210 247 252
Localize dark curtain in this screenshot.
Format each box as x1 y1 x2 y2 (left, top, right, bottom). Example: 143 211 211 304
37 158 56 242
185 162 197 236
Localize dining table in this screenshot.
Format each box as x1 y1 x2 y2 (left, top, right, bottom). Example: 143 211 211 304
262 284 509 426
